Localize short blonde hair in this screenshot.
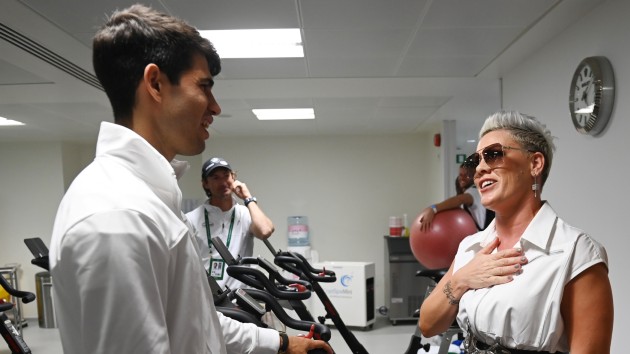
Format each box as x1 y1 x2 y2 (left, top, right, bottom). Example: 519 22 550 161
479 110 556 186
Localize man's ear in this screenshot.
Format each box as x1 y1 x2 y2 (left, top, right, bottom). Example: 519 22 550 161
143 63 162 102
202 177 210 189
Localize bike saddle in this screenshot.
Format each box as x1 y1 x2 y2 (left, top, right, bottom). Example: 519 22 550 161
415 268 448 283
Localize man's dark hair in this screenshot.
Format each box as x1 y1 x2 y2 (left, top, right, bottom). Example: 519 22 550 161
92 4 221 124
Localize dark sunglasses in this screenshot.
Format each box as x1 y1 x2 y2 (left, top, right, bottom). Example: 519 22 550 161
464 143 534 169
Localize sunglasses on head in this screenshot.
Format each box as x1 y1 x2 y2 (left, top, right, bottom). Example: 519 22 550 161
464 143 534 169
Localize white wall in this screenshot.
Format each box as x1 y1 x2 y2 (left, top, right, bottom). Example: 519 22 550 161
0 142 66 318
500 0 628 351
61 142 96 190
189 133 444 309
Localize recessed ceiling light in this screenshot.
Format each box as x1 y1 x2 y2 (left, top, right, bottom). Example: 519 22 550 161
252 108 314 120
0 116 24 126
200 29 304 58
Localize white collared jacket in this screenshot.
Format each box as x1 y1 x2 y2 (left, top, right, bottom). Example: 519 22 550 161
50 122 277 354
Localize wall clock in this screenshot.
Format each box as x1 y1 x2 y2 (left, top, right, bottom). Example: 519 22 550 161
568 56 615 136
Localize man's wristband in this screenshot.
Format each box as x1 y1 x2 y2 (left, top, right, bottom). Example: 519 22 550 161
430 204 438 214
244 196 257 207
278 331 289 354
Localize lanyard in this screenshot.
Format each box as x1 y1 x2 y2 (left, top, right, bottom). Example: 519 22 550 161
204 207 236 251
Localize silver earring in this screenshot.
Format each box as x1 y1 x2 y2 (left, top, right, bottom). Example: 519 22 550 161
532 175 539 198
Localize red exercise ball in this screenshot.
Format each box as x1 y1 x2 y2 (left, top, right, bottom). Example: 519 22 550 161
410 208 478 269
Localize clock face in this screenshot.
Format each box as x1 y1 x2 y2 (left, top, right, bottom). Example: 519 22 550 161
571 63 596 129
568 56 615 136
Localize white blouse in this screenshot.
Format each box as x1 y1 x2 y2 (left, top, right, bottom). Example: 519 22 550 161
454 202 608 352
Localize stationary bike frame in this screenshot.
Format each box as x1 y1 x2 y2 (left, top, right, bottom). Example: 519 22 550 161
265 240 369 354
0 275 33 354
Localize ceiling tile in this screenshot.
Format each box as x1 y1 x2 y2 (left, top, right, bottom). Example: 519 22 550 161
0 59 50 85
218 58 308 79
408 28 522 57
169 0 300 29
422 0 557 28
245 98 314 109
300 0 429 29
397 56 492 77
378 96 451 108
22 0 168 39
305 29 411 57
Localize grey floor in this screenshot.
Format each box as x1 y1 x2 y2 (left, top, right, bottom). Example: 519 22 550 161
2 316 428 354
297 316 421 354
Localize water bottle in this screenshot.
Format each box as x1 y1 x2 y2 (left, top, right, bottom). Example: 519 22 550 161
287 216 310 247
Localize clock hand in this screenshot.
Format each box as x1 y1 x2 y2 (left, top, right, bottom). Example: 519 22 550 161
583 81 594 103
581 89 588 104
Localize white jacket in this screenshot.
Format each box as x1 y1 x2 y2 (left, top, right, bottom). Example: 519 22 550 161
49 122 278 354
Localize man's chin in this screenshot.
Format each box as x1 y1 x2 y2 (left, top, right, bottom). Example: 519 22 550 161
181 143 206 157
213 193 233 200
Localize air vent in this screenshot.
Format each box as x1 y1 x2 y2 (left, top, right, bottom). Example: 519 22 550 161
0 22 103 91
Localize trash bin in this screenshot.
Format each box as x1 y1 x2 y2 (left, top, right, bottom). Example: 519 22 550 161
35 272 57 328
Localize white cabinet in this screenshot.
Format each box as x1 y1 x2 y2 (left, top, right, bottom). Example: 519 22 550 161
307 261 375 329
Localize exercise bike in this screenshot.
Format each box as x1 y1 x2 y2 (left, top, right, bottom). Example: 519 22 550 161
0 272 34 354
208 272 331 341
264 239 370 354
210 236 315 315
403 268 464 354
209 236 331 353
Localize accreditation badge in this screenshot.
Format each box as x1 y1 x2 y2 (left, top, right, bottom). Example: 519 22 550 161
209 258 225 279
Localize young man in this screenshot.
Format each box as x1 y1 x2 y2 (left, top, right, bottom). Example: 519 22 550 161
187 157 274 290
49 4 331 354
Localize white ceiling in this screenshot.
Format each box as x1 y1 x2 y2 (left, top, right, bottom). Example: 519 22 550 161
0 0 603 147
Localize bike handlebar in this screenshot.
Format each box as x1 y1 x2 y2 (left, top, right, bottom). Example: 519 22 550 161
0 275 35 304
226 265 311 300
244 288 331 341
0 301 14 312
239 256 312 290
263 240 336 283
275 253 336 283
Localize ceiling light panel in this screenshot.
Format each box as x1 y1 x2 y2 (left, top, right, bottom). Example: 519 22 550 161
252 108 314 120
200 29 304 58
0 116 25 126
